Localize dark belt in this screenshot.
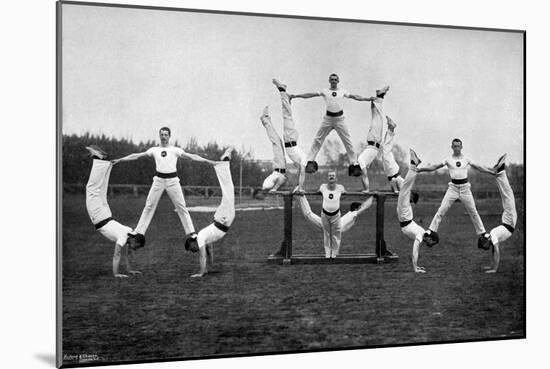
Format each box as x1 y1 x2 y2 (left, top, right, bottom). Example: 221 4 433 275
388 172 400 181
326 110 344 117
213 220 230 233
156 172 178 179
94 217 113 230
322 208 340 217
284 141 297 148
367 141 381 149
451 178 468 185
274 168 286 174
502 223 515 234
400 219 413 228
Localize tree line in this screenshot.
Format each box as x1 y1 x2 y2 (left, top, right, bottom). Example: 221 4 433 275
62 133 264 186
63 133 524 194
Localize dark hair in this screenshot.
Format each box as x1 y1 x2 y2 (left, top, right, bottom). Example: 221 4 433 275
329 73 339 80
159 126 171 136
128 233 146 249
411 191 419 204
452 138 462 145
350 202 362 212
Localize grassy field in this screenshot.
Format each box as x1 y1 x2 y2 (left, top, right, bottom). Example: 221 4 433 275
61 192 525 366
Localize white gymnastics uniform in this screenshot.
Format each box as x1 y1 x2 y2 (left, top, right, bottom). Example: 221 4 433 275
86 159 132 246
134 146 194 235
307 88 356 164
296 195 360 233
489 171 517 246
396 168 425 245
279 91 307 166
261 114 287 190
382 130 404 191
358 97 385 170
196 161 235 248
319 184 345 258
428 156 486 234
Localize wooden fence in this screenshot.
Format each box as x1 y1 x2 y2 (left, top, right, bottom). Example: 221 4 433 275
63 183 522 200
64 183 258 199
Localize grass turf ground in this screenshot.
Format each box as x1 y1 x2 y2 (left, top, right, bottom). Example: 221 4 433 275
61 193 525 366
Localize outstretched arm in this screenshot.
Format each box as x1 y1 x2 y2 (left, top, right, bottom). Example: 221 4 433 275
191 246 208 278
180 151 217 165
411 239 426 273
289 92 321 100
355 197 374 216
416 163 445 173
471 163 496 175
485 243 500 273
113 244 128 278
206 243 214 266
345 93 376 102
124 246 141 275
296 165 306 192
111 151 148 165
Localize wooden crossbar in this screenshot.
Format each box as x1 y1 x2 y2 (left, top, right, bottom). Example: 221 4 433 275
267 190 399 197
265 191 399 265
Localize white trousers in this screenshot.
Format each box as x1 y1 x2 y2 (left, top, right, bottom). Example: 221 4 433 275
428 182 485 234
382 131 400 177
496 171 517 228
197 161 235 248
397 168 416 223
86 159 113 224
85 159 131 246
381 126 401 188
308 115 356 163
134 176 194 235
383 150 400 178
489 171 517 245
261 114 286 170
367 98 385 143
321 212 343 258
278 91 306 166
213 162 235 226
397 168 425 241
280 91 299 143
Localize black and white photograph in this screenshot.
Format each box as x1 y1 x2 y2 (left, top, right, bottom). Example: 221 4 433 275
9 0 550 369
54 0 528 367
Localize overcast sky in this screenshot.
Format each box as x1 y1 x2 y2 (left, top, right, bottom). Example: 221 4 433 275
61 4 524 165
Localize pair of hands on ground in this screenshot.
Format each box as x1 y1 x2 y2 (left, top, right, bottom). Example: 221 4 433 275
483 266 497 274
191 271 208 278
114 270 142 278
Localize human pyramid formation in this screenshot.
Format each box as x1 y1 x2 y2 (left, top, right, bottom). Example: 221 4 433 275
259 74 517 272
260 74 400 194
81 73 517 278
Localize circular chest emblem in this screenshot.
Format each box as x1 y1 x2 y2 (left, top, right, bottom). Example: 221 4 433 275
332 92 337 97
161 151 167 157
329 193 334 199
456 161 461 167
